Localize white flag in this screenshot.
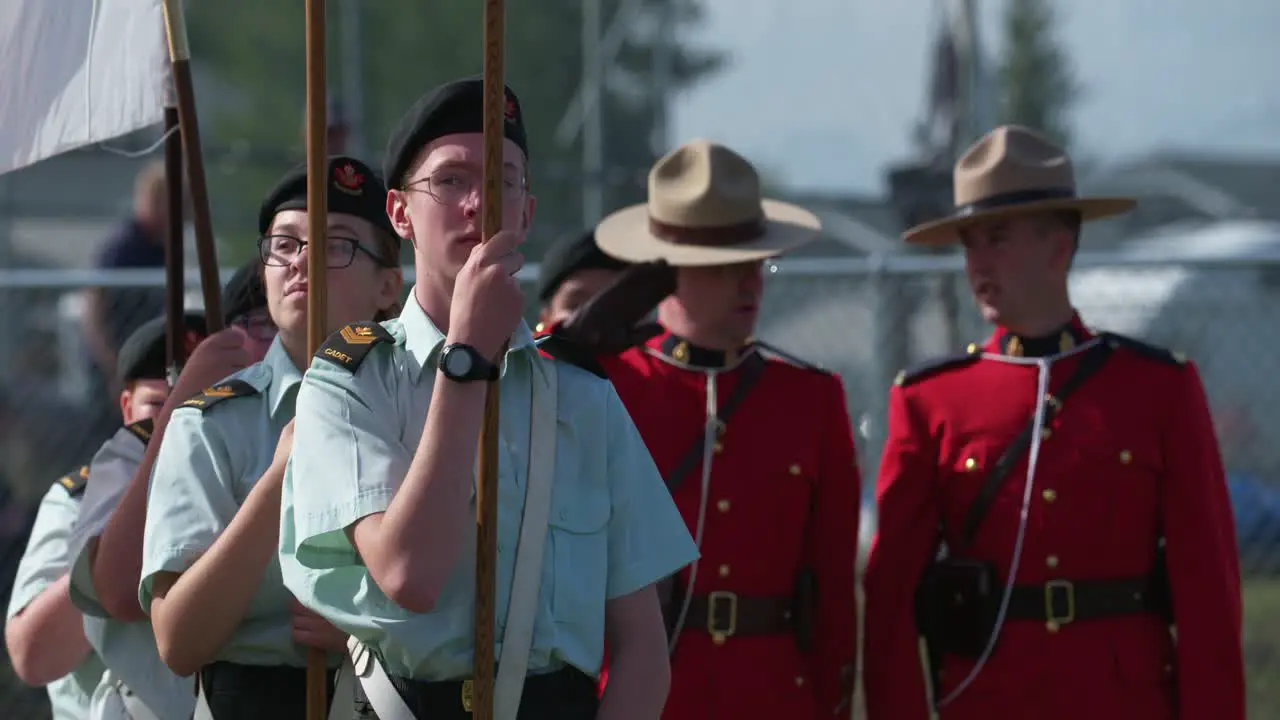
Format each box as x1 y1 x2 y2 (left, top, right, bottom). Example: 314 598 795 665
0 0 167 177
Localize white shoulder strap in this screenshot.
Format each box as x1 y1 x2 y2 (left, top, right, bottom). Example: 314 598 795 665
347 358 561 720
494 358 558 720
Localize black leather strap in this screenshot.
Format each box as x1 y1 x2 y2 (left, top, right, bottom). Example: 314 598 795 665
955 341 1113 553
666 351 767 491
1005 575 1168 622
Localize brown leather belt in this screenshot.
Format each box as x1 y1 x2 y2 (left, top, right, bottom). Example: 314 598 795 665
681 592 793 638
1005 575 1168 625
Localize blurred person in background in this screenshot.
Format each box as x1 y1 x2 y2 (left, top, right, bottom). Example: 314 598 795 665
543 139 861 719
4 308 211 720
863 125 1244 720
67 262 267 720
534 227 629 333
137 156 401 719
79 161 171 444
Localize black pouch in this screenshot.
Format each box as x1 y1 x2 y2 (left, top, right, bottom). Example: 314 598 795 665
791 567 817 652
916 557 1000 658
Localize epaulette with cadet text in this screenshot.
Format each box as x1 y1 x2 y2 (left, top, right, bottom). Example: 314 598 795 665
535 334 608 379
125 418 155 445
180 379 260 412
752 339 831 375
894 345 982 388
1098 332 1187 367
315 322 395 373
57 465 91 497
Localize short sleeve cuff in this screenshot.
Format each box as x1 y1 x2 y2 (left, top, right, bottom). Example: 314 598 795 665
294 488 396 570
138 545 204 614
606 544 699 600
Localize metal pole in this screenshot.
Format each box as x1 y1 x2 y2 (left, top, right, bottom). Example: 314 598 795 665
581 0 603 225
650 1 675 156
339 0 367 159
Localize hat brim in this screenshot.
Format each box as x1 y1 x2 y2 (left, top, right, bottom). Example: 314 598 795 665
902 196 1137 246
595 199 822 267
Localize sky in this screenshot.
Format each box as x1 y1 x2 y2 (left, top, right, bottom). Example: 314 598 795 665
670 0 1280 195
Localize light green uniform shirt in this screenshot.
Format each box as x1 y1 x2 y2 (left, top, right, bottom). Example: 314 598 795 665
139 337 323 668
67 422 195 720
278 291 699 681
6 478 107 719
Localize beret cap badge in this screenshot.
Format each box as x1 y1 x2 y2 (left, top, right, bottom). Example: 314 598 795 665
333 163 364 196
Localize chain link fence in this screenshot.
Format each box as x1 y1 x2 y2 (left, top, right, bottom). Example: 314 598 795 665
0 249 1277 717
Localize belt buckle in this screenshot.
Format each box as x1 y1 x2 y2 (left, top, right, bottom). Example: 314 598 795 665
1044 579 1076 630
707 590 738 643
461 678 473 712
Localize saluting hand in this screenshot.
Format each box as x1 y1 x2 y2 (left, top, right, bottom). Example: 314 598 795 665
287 595 349 654
553 260 677 354
448 229 525 361
168 328 253 407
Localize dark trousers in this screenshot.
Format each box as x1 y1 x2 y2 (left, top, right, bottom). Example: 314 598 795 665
199 661 338 720
389 667 598 720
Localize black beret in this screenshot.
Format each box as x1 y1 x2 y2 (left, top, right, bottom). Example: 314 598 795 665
116 311 209 386
222 260 268 326
382 77 529 189
257 155 396 240
537 229 630 302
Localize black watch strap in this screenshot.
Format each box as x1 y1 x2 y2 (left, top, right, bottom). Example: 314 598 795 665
439 343 500 383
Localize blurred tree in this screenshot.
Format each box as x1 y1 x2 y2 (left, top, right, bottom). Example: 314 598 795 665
998 0 1081 148
184 0 724 267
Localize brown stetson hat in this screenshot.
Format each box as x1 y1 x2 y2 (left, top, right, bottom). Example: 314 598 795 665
902 124 1137 246
594 139 821 267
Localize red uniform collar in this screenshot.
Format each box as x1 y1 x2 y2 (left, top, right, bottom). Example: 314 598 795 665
650 330 756 370
984 312 1094 358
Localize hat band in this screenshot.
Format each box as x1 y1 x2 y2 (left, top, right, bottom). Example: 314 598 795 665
649 216 766 247
954 187 1076 217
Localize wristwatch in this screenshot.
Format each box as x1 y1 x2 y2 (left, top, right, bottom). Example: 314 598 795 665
439 343 499 383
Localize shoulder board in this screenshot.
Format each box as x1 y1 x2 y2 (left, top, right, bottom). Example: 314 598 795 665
315 322 396 373
125 418 154 444
57 465 91 497
1098 332 1187 367
535 334 608 379
180 378 260 412
895 346 982 388
752 340 831 375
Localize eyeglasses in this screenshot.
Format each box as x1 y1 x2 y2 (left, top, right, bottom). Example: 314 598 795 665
231 310 278 342
403 167 527 207
258 234 388 269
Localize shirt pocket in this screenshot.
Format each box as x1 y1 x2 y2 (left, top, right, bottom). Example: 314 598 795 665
1071 433 1163 537
548 483 611 623
940 439 1024 544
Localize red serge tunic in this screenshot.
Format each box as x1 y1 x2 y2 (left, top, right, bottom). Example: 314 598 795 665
587 330 861 719
862 315 1245 720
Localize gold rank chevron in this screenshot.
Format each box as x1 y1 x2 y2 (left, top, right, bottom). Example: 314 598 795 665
340 325 380 345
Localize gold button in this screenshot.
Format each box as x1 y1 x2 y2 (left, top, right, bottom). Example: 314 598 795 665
789 464 801 476
1041 427 1052 439
1119 450 1132 464
534 322 545 333
963 457 978 472
794 676 805 687
1046 555 1059 568
717 499 730 513
711 633 726 646
1042 489 1057 503
1046 620 1060 633
718 564 730 578
714 441 724 454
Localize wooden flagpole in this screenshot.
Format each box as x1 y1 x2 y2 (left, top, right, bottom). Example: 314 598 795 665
473 1 507 718
159 0 223 330
303 0 331 717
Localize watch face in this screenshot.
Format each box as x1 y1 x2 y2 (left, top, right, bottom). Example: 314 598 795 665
444 347 474 377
